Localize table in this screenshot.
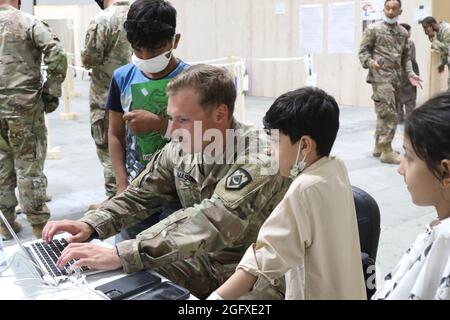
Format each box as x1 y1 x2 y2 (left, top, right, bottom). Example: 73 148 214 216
0 238 197 300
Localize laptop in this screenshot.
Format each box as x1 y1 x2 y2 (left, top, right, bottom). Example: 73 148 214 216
0 210 108 285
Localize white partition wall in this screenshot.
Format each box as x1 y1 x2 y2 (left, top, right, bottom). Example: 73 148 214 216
33 0 447 106
169 0 435 106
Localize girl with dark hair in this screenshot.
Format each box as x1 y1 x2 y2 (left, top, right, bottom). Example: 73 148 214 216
373 91 450 299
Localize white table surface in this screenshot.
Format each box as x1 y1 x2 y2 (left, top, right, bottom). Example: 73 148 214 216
0 239 197 300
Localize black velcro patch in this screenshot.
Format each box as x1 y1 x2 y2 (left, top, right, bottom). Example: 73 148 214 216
225 169 252 190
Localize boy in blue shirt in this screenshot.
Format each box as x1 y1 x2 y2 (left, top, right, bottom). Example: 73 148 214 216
106 0 189 238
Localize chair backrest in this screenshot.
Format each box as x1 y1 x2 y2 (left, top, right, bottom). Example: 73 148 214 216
352 186 381 261
352 186 381 299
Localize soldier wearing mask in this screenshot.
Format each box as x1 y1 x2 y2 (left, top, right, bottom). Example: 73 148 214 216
359 0 422 165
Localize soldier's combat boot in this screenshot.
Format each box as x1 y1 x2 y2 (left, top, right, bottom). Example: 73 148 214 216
372 142 382 158
32 223 46 239
380 143 401 164
0 221 22 240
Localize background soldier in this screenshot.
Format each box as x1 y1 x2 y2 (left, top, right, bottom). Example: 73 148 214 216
81 0 132 207
399 23 420 123
421 16 450 91
0 0 67 239
43 65 289 300
359 0 422 165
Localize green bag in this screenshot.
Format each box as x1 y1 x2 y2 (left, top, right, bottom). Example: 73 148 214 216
131 79 171 164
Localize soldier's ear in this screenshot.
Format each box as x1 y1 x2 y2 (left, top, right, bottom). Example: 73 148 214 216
212 104 228 124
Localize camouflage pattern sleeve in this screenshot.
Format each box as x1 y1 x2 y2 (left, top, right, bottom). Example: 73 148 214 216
115 164 288 274
359 26 376 69
79 145 179 238
410 41 420 76
81 18 107 70
31 19 67 109
431 31 450 66
401 34 415 77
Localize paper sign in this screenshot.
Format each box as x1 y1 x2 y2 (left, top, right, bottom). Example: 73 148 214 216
275 2 286 15
328 2 355 54
299 5 324 54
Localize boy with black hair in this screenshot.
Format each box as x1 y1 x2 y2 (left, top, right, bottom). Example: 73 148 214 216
107 0 189 194
209 87 366 300
107 0 189 238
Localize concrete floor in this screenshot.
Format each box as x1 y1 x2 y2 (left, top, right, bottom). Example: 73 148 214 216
4 79 434 285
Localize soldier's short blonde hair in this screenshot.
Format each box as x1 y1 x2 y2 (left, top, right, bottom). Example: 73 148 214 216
167 64 236 118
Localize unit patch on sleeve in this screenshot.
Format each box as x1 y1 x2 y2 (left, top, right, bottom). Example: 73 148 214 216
225 168 252 190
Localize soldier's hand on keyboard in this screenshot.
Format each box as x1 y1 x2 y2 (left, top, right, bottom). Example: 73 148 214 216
42 220 94 244
57 243 122 271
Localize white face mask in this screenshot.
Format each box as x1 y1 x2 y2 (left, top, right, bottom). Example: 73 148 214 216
289 143 307 179
132 46 173 74
383 14 399 24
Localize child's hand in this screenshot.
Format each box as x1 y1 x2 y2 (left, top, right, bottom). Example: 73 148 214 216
123 110 168 135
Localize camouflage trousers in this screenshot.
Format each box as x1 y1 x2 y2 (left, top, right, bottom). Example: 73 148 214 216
155 254 285 300
371 82 400 145
399 86 417 122
90 101 116 198
398 98 416 122
0 108 50 225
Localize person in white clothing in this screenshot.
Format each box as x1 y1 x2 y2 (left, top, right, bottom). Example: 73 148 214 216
208 87 367 300
373 91 450 300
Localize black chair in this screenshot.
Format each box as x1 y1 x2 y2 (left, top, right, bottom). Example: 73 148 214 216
352 186 381 299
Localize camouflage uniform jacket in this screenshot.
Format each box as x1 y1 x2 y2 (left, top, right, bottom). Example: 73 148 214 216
0 5 67 116
80 120 290 273
81 1 132 112
359 21 414 84
431 22 450 67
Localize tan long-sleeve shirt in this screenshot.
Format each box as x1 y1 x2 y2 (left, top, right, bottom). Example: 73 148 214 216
238 157 367 300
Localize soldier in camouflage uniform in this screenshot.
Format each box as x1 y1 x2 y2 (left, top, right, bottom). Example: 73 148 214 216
43 65 289 300
0 0 67 239
399 23 419 123
81 0 132 200
422 16 450 91
359 0 421 165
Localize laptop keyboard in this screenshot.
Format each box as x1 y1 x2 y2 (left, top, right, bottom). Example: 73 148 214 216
30 239 90 278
